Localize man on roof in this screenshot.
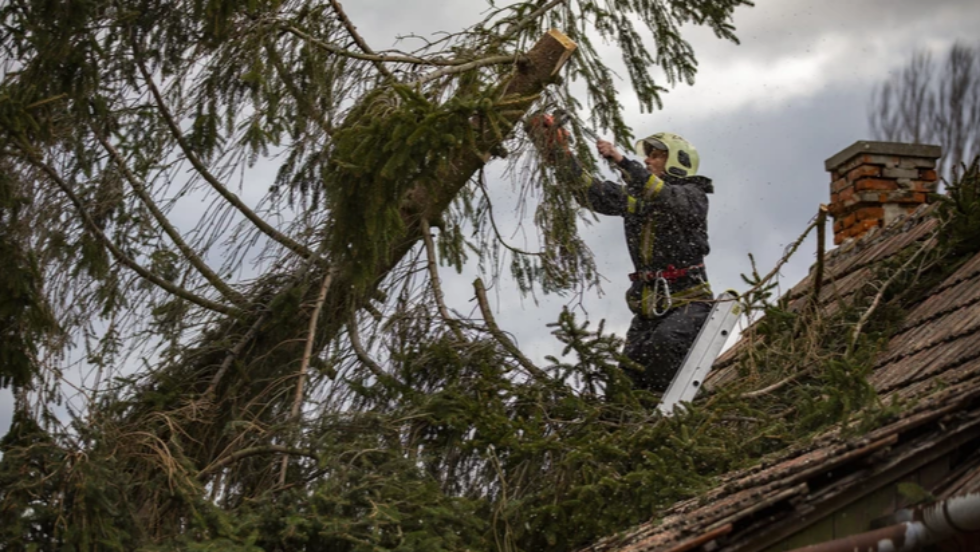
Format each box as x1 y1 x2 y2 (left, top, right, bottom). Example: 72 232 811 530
529 116 715 395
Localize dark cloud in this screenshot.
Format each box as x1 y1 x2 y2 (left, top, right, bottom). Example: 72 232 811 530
445 0 980 365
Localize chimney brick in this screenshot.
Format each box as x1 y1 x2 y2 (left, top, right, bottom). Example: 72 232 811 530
825 141 941 245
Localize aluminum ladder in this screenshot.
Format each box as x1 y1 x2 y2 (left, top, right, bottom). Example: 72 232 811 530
657 290 742 416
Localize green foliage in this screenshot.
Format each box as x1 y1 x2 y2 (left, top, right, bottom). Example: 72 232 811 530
0 170 59 388
0 410 140 551
0 0 778 550
0 410 66 549
730 262 896 440
322 85 507 286
934 158 980 258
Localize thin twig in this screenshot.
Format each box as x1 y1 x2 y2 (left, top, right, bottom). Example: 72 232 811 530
328 0 394 80
25 93 68 110
420 218 466 341
131 36 315 261
21 148 238 316
476 170 543 257
286 23 515 75
500 0 569 40
740 362 818 399
284 24 435 65
264 41 335 137
278 268 334 485
94 130 247 306
473 278 551 383
743 213 823 297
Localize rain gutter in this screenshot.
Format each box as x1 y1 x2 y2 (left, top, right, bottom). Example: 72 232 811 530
785 492 980 552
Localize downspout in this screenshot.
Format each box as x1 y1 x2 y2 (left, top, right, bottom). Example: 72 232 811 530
785 492 980 552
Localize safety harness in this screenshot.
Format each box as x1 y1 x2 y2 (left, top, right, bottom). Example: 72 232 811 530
629 263 710 317
628 263 705 284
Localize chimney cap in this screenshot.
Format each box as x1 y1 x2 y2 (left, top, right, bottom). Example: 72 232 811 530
825 141 941 172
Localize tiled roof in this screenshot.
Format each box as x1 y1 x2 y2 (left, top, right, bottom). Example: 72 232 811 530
580 203 980 552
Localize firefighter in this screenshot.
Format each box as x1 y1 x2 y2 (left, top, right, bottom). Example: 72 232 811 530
528 116 714 393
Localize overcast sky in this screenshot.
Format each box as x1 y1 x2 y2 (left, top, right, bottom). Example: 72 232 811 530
350 0 980 361
3 0 980 436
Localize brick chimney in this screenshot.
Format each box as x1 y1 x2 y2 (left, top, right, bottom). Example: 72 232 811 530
825 141 941 245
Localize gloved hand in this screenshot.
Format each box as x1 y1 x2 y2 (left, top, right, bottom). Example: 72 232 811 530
596 139 624 163
525 112 571 165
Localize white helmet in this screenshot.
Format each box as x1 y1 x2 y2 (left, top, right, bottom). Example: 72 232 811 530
634 132 700 177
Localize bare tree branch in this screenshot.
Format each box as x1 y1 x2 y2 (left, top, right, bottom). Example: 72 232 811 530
870 41 980 182
279 268 334 485
328 0 394 80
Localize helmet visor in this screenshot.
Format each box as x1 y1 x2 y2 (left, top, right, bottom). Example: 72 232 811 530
641 138 668 157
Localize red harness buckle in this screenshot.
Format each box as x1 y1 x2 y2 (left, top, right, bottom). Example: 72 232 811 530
629 263 704 283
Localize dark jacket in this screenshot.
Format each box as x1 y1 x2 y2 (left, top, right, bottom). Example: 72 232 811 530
570 157 714 316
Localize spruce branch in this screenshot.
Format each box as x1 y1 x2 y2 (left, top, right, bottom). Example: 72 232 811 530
743 211 823 298
285 22 516 76
420 218 466 341
21 147 239 317
412 54 519 85
94 130 248 307
264 41 335 137
473 277 551 384
347 316 390 382
284 24 434 65
132 39 316 262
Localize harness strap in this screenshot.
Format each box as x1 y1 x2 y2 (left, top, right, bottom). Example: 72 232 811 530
629 263 705 283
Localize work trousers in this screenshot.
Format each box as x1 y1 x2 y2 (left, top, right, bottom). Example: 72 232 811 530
621 301 712 392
